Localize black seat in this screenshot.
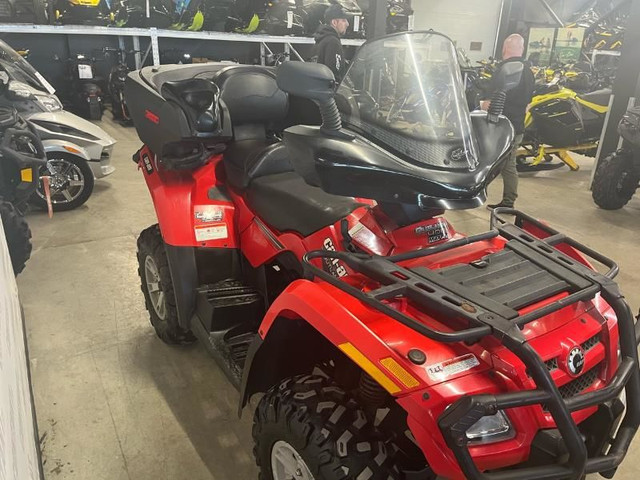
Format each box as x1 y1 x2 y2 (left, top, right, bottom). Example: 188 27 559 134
224 140 292 189
246 172 365 237
214 66 293 189
580 89 611 107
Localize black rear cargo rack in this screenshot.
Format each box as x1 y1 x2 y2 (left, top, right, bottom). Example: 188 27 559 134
302 208 640 480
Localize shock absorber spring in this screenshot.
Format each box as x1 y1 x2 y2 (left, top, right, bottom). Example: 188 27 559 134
359 372 387 410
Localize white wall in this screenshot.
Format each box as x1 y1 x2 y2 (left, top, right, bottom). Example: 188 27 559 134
0 222 42 480
412 0 504 61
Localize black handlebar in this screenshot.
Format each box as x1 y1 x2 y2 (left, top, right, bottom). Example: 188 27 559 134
0 124 47 168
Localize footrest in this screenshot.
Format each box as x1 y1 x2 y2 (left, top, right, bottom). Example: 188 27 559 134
196 279 263 332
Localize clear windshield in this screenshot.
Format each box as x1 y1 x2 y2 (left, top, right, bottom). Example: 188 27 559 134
0 40 48 92
336 31 479 170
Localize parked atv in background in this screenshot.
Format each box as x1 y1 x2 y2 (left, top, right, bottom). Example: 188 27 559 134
54 0 114 24
0 74 47 274
0 40 116 211
592 106 640 209
125 31 640 479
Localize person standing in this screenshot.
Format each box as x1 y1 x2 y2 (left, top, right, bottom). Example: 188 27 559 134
482 34 535 209
311 4 350 82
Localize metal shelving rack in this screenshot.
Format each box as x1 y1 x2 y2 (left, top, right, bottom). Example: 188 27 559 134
0 23 366 67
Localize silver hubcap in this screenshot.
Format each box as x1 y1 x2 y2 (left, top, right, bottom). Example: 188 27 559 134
144 255 166 320
38 159 85 204
271 441 315 480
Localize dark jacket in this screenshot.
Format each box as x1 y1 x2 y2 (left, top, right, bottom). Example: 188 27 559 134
311 25 345 82
492 57 535 134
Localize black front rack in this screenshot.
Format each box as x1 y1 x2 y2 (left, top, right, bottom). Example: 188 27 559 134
302 208 640 480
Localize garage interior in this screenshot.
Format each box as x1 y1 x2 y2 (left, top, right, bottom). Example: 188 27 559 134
3 0 640 479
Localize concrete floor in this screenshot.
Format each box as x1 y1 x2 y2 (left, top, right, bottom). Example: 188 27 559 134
16 117 640 480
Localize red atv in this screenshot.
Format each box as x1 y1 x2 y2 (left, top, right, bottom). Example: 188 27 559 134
125 31 640 480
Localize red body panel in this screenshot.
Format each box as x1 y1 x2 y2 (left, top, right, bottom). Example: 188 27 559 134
138 147 237 248
261 267 620 479
138 146 621 479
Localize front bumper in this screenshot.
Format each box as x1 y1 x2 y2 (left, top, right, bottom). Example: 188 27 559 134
305 208 640 480
435 212 640 480
89 146 115 179
89 158 116 178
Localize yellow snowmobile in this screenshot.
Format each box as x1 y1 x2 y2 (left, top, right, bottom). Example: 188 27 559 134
516 86 610 172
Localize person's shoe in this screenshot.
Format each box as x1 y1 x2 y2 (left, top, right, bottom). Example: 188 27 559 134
486 201 514 210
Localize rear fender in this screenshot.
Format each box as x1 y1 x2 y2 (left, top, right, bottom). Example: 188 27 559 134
239 279 427 413
136 145 237 249
136 145 239 328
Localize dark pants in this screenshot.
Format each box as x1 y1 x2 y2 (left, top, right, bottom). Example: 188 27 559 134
500 133 522 206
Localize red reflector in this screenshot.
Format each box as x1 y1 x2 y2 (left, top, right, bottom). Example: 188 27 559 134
145 110 160 124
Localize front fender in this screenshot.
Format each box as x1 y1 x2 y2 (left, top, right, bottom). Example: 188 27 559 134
239 279 428 413
42 140 92 162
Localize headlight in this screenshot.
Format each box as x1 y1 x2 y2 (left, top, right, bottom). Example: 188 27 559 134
466 410 514 444
36 95 63 112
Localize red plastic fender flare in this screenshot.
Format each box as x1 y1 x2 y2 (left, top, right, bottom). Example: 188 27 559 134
239 279 427 410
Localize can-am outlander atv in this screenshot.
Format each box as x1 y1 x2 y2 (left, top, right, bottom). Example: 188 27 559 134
126 31 640 479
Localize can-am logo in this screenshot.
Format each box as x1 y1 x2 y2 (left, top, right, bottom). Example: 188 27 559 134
323 238 347 277
566 347 585 376
449 147 468 162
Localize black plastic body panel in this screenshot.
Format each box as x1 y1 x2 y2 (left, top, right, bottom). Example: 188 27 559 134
436 249 570 310
164 244 199 330
283 112 514 209
164 244 241 329
125 64 233 158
